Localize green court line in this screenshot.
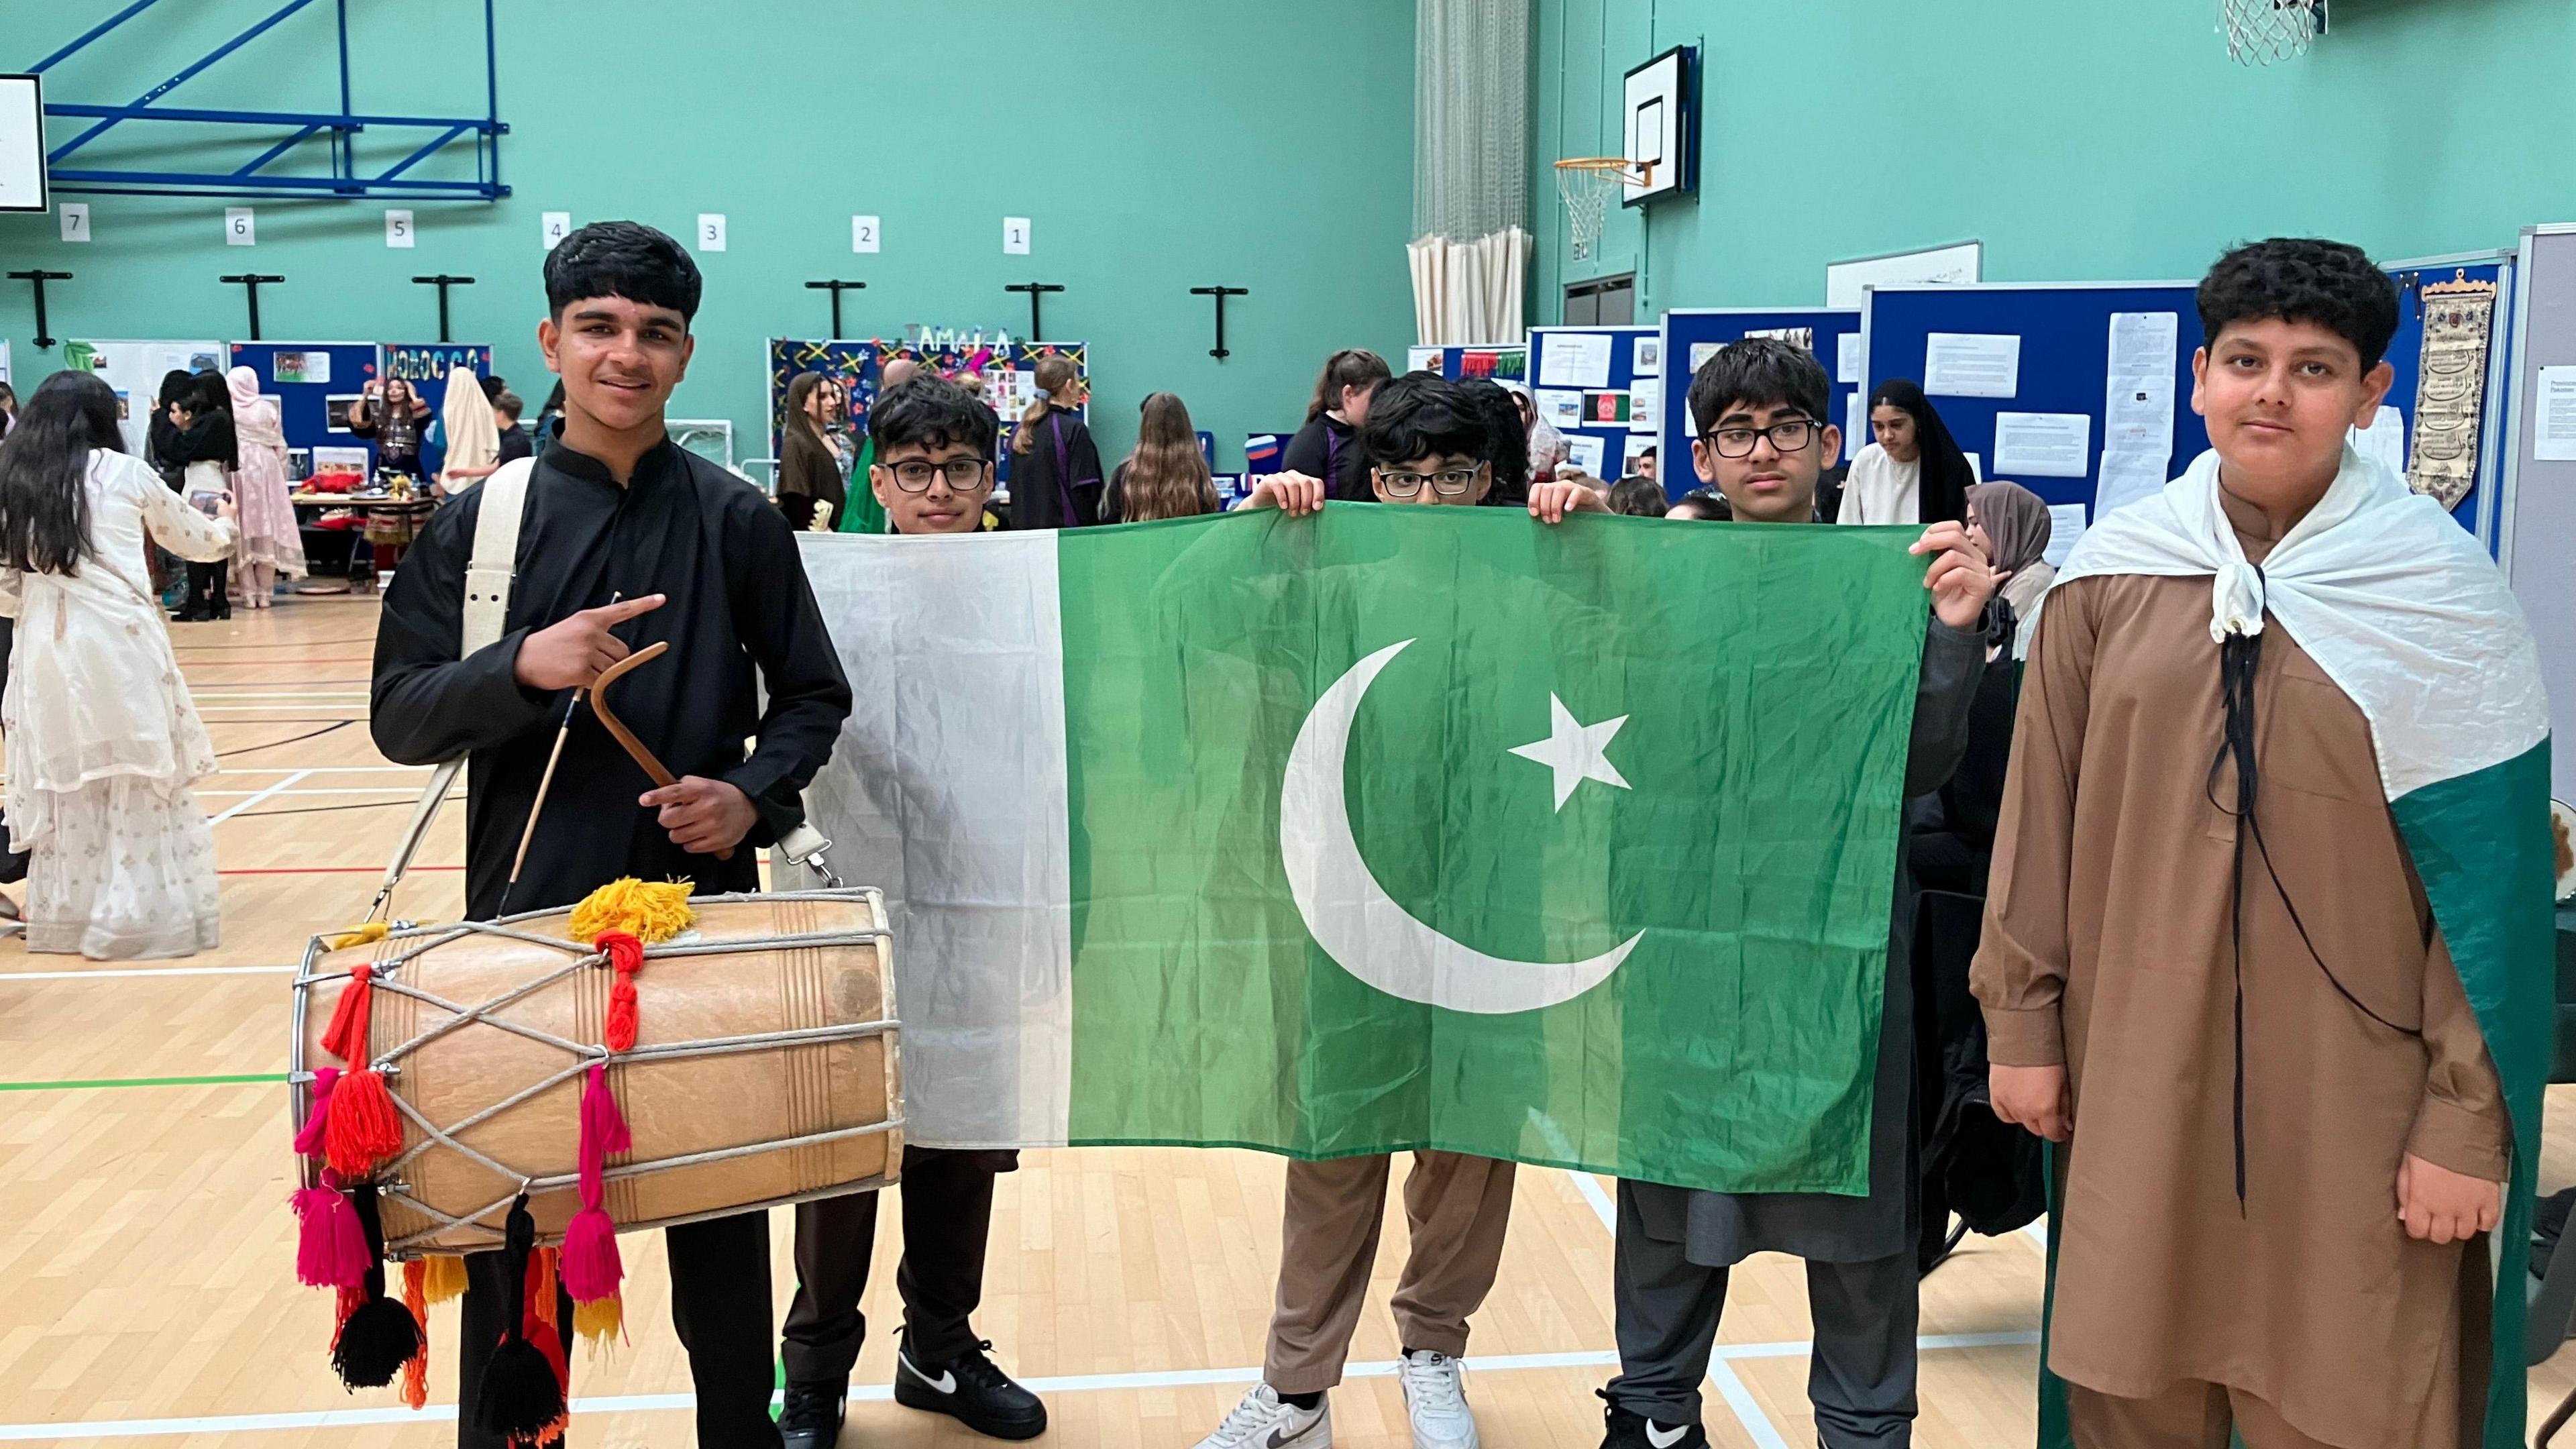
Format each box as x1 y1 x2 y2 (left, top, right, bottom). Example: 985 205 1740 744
0 1071 287 1092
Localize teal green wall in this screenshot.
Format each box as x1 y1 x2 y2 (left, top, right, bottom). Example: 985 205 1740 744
0 1 1417 470
1535 0 2576 320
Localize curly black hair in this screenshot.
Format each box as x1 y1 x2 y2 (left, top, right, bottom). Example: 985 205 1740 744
543 220 703 324
2196 237 2399 370
1686 337 1832 437
1359 373 1488 470
870 375 998 462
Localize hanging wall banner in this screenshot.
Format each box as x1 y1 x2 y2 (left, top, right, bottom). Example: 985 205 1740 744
2405 274 2497 511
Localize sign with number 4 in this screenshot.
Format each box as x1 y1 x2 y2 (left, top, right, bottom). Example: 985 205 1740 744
59 203 89 243
386 209 415 248
543 211 571 250
853 215 881 254
698 213 727 252
225 207 255 246
1004 217 1031 255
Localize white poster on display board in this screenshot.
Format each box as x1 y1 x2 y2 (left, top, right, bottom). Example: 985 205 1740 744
1825 241 1983 310
59 339 227 455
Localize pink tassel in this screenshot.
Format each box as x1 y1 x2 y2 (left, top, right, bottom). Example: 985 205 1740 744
559 1063 631 1304
293 1183 370 1289
292 1067 341 1157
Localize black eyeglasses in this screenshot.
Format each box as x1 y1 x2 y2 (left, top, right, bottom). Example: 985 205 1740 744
1379 464 1486 497
883 458 989 493
1699 419 1821 459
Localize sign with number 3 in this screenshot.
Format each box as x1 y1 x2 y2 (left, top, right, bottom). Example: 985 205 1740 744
698 213 727 253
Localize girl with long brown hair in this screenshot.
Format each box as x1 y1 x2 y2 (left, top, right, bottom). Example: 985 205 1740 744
1108 392 1218 523
1007 355 1102 530
1282 349 1390 502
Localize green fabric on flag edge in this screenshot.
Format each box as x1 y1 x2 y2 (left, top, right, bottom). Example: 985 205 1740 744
2028 740 2553 1448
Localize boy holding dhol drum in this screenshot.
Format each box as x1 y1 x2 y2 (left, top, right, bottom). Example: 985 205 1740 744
777 376 1050 1449
371 221 853 1449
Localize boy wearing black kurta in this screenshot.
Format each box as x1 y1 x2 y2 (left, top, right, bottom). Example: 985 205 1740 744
372 222 853 1448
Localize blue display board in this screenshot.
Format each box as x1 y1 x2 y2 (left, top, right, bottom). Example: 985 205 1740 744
1657 308 1864 499
1244 429 1299 478
1410 343 1529 383
1864 284 2210 526
228 341 386 476
2377 254 2514 551
768 336 1087 490
1526 325 1660 485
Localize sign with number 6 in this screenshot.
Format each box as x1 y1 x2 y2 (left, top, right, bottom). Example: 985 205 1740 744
225 207 255 246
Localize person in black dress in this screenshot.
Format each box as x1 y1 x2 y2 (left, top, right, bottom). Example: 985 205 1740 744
1005 356 1099 529
1281 349 1390 502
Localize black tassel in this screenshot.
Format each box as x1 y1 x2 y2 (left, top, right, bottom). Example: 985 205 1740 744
330 1183 424 1389
475 1193 566 1442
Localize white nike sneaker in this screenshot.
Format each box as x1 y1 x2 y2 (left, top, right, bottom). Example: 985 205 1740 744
1193 1383 1332 1449
1397 1350 1479 1449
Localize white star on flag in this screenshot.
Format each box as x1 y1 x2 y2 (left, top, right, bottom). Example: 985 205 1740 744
1508 694 1632 811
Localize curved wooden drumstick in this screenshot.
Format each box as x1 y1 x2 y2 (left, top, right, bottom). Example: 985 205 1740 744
590 641 735 863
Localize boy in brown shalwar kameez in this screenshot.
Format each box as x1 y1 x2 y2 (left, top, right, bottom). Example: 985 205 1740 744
1975 239 2538 1449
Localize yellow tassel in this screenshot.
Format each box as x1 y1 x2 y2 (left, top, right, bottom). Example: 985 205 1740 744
421 1252 468 1305
573 1292 624 1349
323 921 390 953
567 878 696 946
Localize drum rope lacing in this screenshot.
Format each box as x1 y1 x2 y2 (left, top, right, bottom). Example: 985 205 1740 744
292 888 907 1254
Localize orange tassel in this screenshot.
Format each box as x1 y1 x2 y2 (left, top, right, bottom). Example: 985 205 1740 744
400 1259 430 1411
322 1067 405 1176
529 1247 560 1332
596 932 643 1053
321 963 376 1065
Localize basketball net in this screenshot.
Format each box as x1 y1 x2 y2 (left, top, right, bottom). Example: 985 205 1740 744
1554 158 1649 265
2220 0 2325 65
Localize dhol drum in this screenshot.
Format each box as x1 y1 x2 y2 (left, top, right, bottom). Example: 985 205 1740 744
290 888 902 1256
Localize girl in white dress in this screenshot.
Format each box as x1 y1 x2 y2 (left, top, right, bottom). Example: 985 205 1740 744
0 372 237 958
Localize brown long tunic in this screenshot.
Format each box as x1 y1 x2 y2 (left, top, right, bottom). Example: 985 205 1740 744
1973 489 2510 1448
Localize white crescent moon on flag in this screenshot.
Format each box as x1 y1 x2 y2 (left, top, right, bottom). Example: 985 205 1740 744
1279 638 1640 1015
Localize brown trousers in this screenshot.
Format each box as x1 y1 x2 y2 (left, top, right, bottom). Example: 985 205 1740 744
1265 1151 1516 1394
2068 1380 2454 1449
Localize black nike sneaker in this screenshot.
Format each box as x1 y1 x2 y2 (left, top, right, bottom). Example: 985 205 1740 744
777 1378 847 1449
1600 1395 1707 1449
892 1332 1049 1440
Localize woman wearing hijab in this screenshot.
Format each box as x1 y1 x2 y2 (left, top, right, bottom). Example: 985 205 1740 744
1965 480 2055 659
1839 378 1972 526
1503 382 1570 484
777 370 847 531
431 363 498 498
166 372 238 621
224 366 305 609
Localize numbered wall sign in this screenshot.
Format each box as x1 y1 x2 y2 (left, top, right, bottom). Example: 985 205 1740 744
543 211 572 250
386 209 415 248
698 213 727 252
1004 216 1031 255
853 215 881 254
225 207 255 246
58 202 88 243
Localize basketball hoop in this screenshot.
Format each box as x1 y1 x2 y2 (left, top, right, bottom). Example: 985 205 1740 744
2219 0 2326 65
1555 157 1653 264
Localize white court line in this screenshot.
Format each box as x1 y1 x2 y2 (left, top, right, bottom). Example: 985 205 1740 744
216 766 429 775
189 693 371 701
0 1338 2045 1440
0 963 297 982
207 770 311 824
196 788 455 799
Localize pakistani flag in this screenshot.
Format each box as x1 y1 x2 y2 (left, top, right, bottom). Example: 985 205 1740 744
797 506 1929 1194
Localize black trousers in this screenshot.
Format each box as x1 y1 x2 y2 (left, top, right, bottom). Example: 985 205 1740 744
782 1146 1010 1383
453 1210 779 1448
180 559 229 619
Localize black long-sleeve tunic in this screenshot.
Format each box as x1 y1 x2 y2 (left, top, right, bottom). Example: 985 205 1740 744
371 429 853 920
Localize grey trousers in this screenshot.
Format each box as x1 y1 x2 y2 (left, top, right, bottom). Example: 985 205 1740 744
1603 1182 1918 1448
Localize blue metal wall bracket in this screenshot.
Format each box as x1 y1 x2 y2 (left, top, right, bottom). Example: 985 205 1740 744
25 0 506 201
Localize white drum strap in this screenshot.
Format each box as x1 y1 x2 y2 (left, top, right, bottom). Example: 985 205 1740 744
370 458 537 918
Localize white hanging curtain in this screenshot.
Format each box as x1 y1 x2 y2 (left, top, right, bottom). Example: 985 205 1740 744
1412 0 1530 346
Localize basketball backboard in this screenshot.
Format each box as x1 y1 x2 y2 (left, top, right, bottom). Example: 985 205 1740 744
1621 46 1697 208
0 74 45 214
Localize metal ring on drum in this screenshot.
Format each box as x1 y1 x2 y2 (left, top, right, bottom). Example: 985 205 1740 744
290 886 904 1257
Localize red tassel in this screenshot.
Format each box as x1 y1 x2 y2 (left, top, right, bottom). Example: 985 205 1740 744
399 1258 431 1410
292 1067 341 1157
323 1067 405 1177
293 1183 370 1289
597 932 643 1053
561 1062 631 1303
321 962 376 1065
333 1282 362 1334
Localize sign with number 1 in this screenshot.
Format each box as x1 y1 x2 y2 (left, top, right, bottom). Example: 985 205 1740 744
1004 217 1030 255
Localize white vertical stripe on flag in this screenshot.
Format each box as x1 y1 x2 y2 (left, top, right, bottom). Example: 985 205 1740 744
797 532 1074 1148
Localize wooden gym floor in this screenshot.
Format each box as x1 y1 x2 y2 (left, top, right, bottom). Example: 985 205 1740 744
1 600 2571 1448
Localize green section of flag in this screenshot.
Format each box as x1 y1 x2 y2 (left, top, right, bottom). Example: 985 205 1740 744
1059 506 1929 1195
